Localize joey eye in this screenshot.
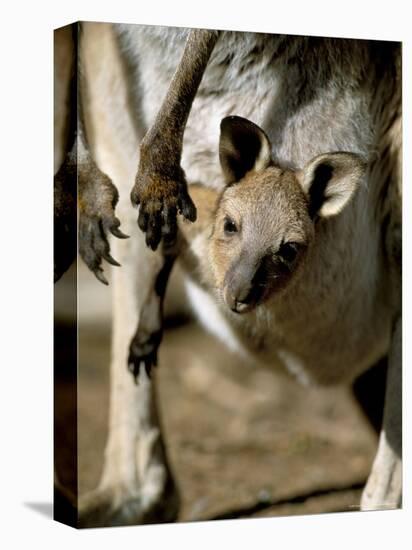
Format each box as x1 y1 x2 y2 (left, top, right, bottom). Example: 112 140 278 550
277 242 300 263
223 217 238 235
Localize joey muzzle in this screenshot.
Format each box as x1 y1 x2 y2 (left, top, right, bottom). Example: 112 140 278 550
223 255 265 314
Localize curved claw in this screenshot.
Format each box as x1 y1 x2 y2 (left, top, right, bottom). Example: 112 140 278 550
127 330 161 383
110 226 129 239
178 191 197 222
127 361 140 385
94 268 109 286
145 211 162 251
144 358 155 378
79 215 126 285
137 207 149 233
105 217 129 240
161 204 178 244
102 251 121 267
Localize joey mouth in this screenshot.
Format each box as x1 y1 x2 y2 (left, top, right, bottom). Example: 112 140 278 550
223 282 266 314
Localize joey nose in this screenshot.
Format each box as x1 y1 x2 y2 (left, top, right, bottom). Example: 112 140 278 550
224 285 251 313
223 253 267 313
224 279 255 314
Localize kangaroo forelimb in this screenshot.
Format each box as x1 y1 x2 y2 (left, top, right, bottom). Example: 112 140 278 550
131 29 220 250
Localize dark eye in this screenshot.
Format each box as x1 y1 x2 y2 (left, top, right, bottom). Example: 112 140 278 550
277 242 300 263
224 217 238 235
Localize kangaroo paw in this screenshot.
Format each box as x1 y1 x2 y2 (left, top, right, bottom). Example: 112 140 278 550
79 161 128 285
131 167 196 251
128 329 162 382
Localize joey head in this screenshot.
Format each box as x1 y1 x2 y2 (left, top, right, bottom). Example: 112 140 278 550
210 116 366 313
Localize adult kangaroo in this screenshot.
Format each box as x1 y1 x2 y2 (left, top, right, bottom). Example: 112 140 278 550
55 23 401 526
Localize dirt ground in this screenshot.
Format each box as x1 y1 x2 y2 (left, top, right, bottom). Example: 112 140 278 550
55 262 378 524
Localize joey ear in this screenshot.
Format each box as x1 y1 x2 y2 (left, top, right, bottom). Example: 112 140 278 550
219 116 272 185
298 152 366 218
